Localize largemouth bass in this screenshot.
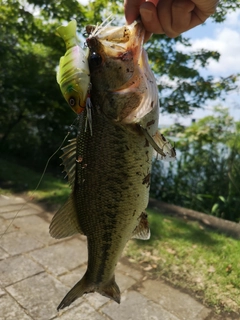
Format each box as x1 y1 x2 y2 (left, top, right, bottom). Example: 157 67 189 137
50 19 176 311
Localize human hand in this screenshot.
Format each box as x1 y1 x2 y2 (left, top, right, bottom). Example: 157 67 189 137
124 0 219 40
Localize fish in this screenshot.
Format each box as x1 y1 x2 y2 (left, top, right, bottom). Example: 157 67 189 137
56 20 91 116
50 19 176 311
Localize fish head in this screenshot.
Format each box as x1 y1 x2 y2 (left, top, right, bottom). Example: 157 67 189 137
86 20 157 124
86 20 144 91
60 79 88 115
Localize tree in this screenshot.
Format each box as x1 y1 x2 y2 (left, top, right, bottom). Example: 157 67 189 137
0 0 239 169
150 107 240 222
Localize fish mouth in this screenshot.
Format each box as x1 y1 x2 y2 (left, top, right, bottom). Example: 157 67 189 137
86 20 158 124
72 105 85 114
86 20 145 67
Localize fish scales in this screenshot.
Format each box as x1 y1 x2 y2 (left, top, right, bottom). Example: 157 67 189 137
75 113 152 281
50 19 176 311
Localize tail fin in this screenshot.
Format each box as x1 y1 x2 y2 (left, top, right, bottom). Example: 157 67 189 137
56 20 78 50
97 275 121 304
57 273 121 310
57 273 93 310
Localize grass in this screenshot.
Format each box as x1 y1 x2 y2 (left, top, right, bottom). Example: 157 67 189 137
0 158 70 207
126 208 240 313
1 158 240 313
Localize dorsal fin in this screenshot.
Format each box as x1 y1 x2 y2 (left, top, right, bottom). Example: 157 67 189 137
61 138 76 188
132 212 150 240
49 193 84 239
140 126 176 161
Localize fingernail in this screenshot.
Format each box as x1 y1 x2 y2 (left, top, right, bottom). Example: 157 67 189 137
140 8 153 22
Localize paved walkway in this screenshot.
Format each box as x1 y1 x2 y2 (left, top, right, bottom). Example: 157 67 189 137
0 194 229 320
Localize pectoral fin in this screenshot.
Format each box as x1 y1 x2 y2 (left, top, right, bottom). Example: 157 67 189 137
132 212 150 240
140 125 176 161
49 193 83 239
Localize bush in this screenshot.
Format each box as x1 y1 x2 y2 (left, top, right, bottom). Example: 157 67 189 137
150 107 240 222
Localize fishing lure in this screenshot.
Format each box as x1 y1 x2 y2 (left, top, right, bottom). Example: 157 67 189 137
57 20 92 133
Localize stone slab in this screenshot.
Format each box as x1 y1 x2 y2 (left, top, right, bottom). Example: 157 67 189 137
59 265 87 288
0 195 25 206
6 272 70 320
51 302 105 320
85 293 110 310
0 203 28 214
12 215 58 245
0 204 40 219
117 260 143 281
56 310 106 320
141 279 211 320
0 294 32 320
0 217 18 235
0 255 44 287
0 288 5 296
0 247 9 260
101 290 179 320
195 307 213 320
28 237 87 276
115 270 136 293
0 231 43 255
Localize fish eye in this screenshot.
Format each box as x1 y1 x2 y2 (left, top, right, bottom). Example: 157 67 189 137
89 52 102 67
69 97 76 107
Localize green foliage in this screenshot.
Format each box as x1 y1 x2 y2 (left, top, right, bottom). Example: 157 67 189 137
0 0 76 168
214 0 240 22
0 0 240 170
150 108 240 222
0 0 126 169
0 158 70 206
146 36 238 115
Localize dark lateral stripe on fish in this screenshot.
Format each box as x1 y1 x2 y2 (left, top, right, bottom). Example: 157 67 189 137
62 57 76 68
96 241 113 283
94 216 118 283
63 41 78 51
61 69 85 83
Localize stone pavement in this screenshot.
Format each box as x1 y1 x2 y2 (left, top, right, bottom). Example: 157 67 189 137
0 194 227 320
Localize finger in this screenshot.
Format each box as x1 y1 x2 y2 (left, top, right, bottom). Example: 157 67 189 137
124 0 145 24
140 2 164 34
171 0 196 36
191 0 219 19
188 0 219 29
144 31 153 42
156 0 176 37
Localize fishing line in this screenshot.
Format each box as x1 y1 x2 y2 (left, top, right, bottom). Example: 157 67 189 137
0 118 78 239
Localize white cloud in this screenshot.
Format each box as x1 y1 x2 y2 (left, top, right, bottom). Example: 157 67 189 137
177 10 240 77
223 10 240 28
190 28 240 76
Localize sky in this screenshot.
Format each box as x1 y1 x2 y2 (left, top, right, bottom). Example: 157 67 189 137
80 1 240 126
160 9 240 126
